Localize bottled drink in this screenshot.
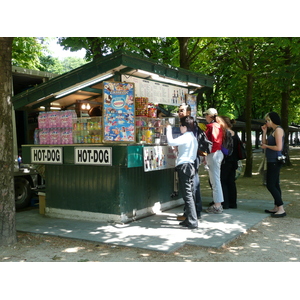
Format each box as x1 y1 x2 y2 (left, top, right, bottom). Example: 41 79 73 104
34 128 39 145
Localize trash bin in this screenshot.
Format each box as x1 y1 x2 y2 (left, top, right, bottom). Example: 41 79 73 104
38 192 46 214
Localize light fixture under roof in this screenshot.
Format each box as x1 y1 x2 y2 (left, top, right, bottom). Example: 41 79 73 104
137 69 157 77
137 69 199 88
81 103 91 110
152 75 188 87
40 106 61 111
187 82 202 88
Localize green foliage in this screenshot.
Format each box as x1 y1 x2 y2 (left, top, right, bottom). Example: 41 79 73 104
12 37 44 70
39 56 87 74
194 37 300 124
58 37 178 63
12 37 87 75
11 37 300 124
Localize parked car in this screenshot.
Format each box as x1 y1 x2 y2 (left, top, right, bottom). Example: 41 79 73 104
14 159 44 209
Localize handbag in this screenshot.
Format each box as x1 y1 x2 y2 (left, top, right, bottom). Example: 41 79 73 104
221 129 233 156
237 139 247 160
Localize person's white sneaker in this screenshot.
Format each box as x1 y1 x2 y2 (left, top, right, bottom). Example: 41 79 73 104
206 205 223 214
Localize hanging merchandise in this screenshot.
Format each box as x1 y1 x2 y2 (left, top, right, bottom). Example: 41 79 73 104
135 97 148 116
34 128 39 145
147 102 157 118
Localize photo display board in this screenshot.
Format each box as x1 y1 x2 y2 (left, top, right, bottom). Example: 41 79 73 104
103 82 135 142
143 145 177 172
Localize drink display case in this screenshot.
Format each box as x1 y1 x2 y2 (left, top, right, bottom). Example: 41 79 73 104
72 117 102 144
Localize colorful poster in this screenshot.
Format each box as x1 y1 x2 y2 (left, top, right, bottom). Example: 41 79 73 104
103 82 135 142
143 146 177 172
186 94 197 119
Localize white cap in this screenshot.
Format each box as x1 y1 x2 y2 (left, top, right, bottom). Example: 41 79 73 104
203 108 218 116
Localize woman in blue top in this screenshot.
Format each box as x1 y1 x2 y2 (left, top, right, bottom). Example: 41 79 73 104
166 116 198 229
261 112 286 217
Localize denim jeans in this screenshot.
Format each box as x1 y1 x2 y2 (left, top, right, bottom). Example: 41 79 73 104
194 157 202 216
176 163 198 227
206 150 224 204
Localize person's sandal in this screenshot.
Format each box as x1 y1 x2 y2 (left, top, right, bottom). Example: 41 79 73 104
264 209 278 213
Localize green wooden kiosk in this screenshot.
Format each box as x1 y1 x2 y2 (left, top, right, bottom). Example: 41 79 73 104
13 50 213 223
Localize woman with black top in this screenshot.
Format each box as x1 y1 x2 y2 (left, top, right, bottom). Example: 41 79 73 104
261 112 286 218
220 116 239 209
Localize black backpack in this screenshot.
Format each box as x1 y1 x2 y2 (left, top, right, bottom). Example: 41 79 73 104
221 129 233 156
197 128 213 156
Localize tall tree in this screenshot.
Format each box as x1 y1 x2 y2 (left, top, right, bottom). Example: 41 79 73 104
250 37 300 165
177 37 214 70
270 37 300 165
0 37 17 246
210 38 265 177
236 39 256 177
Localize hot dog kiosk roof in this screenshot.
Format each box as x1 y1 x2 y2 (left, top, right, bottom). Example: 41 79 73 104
12 50 213 111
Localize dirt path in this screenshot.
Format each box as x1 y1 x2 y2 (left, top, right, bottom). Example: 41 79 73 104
1 148 300 262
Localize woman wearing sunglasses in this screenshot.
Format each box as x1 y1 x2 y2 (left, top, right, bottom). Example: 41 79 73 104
204 108 225 214
261 112 286 217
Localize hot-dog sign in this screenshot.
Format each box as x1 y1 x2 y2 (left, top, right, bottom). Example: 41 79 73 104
103 81 135 142
31 147 63 164
74 147 112 165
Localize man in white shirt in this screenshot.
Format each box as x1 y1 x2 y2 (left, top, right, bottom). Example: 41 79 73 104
178 103 202 219
166 116 198 229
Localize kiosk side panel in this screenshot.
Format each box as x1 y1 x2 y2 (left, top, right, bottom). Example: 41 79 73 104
46 164 121 214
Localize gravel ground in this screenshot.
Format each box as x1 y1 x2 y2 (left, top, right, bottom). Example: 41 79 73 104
1 148 300 263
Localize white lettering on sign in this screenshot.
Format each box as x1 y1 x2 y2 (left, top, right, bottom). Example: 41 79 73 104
31 147 63 164
74 147 112 165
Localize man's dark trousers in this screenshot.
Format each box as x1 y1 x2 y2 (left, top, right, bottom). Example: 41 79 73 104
194 156 202 217
176 163 198 227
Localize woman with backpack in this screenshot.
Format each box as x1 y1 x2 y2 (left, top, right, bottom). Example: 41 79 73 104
220 116 240 209
204 108 225 214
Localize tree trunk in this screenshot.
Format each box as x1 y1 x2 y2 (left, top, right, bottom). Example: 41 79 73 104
244 73 254 177
281 90 291 166
280 44 292 166
177 37 190 69
0 37 17 246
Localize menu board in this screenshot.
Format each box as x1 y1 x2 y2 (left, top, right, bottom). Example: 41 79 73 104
122 75 188 105
103 82 135 142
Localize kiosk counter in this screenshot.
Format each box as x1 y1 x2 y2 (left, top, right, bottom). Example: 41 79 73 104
22 143 181 223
